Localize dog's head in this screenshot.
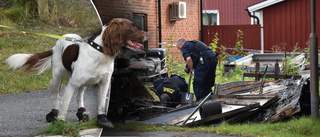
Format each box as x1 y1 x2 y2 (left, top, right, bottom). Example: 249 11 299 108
102 18 148 57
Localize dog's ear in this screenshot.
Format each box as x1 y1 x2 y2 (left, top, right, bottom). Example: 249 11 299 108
102 19 125 56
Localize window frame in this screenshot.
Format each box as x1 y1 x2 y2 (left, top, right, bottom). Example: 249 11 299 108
202 10 219 25
133 13 148 50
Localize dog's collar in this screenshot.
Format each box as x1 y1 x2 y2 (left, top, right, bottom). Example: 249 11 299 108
88 39 104 53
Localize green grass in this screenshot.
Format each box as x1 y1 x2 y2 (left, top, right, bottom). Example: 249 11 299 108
37 118 99 136
37 116 318 137
115 116 320 137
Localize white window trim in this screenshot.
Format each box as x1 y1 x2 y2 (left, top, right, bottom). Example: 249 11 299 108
202 10 219 25
248 0 284 12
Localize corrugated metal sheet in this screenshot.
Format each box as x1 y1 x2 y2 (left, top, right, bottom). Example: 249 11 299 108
202 0 264 25
263 0 320 52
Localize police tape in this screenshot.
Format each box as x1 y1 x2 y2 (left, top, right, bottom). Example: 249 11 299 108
0 24 80 42
215 46 274 53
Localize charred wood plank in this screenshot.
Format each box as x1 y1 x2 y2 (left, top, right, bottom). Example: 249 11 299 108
243 73 301 80
214 95 277 99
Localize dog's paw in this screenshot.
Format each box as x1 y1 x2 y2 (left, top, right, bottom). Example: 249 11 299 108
97 114 114 129
76 107 89 122
46 109 59 122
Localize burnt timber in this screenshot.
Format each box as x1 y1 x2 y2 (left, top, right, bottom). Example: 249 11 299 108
138 78 310 127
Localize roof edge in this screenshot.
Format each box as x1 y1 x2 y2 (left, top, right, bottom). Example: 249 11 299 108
248 0 285 12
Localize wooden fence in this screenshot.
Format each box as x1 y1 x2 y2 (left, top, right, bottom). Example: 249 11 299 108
203 24 261 54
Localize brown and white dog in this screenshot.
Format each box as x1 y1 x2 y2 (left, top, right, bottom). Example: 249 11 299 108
6 18 148 128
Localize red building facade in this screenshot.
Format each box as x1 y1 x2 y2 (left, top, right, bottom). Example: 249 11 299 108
249 0 320 52
202 0 264 25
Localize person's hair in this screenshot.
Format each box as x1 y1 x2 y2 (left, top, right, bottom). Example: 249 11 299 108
176 38 186 48
160 93 170 102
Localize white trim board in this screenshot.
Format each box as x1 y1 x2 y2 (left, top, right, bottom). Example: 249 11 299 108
248 0 285 12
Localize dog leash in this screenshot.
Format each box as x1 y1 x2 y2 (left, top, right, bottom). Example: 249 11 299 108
0 24 82 42
0 24 105 53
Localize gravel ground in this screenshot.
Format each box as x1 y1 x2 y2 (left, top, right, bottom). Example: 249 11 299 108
0 86 99 136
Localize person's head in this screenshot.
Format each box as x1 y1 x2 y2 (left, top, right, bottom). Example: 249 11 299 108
176 38 186 50
160 93 171 103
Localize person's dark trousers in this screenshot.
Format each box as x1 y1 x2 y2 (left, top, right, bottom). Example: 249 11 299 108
193 58 217 101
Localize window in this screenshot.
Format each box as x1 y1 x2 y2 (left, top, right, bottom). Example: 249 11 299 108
133 13 148 49
202 10 219 25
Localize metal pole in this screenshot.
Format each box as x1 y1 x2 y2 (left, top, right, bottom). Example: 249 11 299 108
310 0 319 120
158 0 162 48
200 0 203 42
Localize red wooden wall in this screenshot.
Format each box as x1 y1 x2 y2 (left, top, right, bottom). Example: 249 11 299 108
263 0 320 52
202 0 264 25
203 25 261 54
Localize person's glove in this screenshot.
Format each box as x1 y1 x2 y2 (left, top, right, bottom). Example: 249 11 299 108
184 64 190 73
184 68 190 73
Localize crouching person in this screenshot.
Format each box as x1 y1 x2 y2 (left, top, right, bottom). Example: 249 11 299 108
153 74 188 107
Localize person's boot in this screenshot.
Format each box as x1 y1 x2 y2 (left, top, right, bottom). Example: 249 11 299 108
46 109 59 122
97 114 114 128
76 107 89 122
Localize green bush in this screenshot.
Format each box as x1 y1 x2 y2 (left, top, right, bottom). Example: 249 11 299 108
0 0 99 28
165 34 188 78
1 2 25 23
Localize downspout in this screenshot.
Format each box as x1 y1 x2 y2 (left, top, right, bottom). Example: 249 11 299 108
158 0 162 48
246 9 263 53
200 0 203 41
245 9 259 24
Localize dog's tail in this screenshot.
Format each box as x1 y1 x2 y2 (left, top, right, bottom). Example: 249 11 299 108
6 50 53 75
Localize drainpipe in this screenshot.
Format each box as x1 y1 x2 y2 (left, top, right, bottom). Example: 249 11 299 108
245 9 259 24
246 9 263 53
158 0 162 48
200 0 203 41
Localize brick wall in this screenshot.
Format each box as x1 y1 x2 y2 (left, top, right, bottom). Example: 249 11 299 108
94 0 200 61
